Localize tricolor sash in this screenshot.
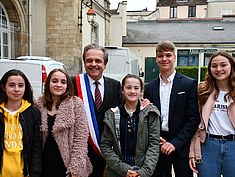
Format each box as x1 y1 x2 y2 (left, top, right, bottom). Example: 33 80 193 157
75 73 101 156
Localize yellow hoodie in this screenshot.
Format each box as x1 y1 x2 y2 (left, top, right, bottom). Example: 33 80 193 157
0 100 31 177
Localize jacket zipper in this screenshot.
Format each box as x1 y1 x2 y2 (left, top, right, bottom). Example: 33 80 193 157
20 114 29 177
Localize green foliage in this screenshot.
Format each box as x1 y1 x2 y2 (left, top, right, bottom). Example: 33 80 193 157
176 66 207 81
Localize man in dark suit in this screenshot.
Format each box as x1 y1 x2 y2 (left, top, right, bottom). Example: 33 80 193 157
72 44 122 177
144 41 200 177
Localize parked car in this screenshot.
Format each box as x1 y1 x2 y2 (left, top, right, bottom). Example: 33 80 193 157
0 56 67 98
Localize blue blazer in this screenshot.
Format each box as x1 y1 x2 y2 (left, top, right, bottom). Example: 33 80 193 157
144 72 200 158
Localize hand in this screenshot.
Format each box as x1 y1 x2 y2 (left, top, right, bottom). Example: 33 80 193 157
189 158 198 174
160 137 166 145
161 141 175 155
140 98 151 109
126 170 140 177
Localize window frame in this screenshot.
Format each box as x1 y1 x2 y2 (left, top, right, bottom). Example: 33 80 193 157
177 49 199 66
188 5 196 18
0 4 12 59
170 6 177 18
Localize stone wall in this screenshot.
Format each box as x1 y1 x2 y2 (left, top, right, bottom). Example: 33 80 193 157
46 0 82 75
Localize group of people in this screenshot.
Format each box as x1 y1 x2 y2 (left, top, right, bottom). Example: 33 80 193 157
0 41 234 177
0 67 92 177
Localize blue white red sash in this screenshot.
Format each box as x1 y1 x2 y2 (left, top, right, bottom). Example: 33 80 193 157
75 73 101 156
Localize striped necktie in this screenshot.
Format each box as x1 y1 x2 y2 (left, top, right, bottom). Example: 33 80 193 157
95 81 102 110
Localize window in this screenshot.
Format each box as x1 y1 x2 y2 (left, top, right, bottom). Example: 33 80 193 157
177 50 199 66
204 53 213 66
3 32 8 58
188 6 196 17
170 7 177 18
0 5 12 59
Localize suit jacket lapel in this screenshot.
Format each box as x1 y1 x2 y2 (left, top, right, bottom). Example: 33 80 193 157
169 73 181 115
154 78 161 110
101 77 110 112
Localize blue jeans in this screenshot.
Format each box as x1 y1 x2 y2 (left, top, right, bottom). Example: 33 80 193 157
196 136 235 177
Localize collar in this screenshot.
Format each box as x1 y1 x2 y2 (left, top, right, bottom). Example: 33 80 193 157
87 74 104 87
0 99 31 114
119 101 140 116
159 69 176 84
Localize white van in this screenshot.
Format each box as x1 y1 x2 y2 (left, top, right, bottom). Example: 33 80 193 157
0 56 67 98
104 46 143 81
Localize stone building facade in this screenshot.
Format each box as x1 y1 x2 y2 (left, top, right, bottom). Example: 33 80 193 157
46 0 82 75
0 0 111 75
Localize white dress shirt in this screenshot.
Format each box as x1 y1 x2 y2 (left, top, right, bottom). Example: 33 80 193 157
159 70 176 131
87 75 104 101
